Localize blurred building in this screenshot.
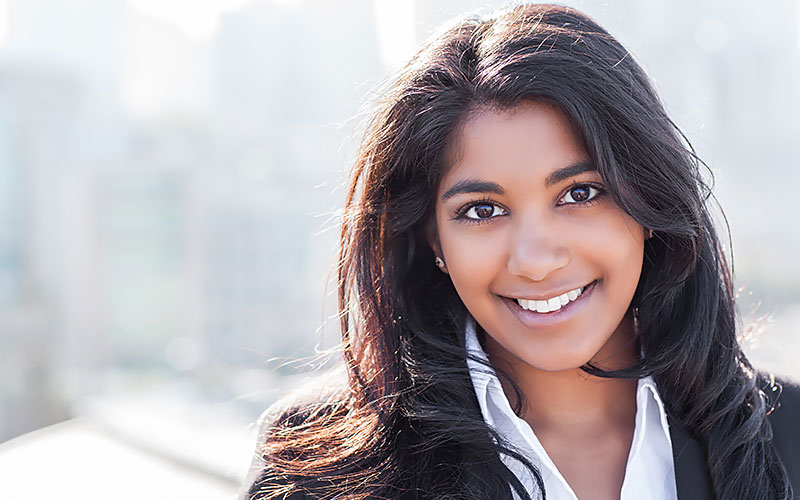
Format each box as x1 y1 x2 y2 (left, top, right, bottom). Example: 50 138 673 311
0 63 81 440
203 0 383 371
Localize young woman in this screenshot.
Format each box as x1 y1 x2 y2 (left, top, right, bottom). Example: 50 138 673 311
241 4 800 499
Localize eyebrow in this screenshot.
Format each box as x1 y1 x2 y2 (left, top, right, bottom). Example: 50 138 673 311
440 160 596 201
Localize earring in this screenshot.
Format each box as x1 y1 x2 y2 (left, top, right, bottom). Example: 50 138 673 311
434 256 445 268
646 228 654 239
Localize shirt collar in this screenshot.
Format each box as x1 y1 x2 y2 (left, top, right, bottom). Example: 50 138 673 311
463 315 676 499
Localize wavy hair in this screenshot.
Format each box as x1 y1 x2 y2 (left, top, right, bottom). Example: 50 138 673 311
249 4 792 499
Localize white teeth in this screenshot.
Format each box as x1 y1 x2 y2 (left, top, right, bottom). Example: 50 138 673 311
514 283 590 313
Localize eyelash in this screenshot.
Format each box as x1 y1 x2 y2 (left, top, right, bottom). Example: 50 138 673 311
451 182 606 225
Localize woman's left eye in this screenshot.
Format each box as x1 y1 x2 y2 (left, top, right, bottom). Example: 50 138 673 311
559 184 603 205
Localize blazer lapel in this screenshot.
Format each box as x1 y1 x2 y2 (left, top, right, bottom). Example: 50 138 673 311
668 415 715 500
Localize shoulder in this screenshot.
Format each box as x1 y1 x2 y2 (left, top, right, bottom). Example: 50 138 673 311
761 371 800 492
239 367 351 500
762 371 800 433
768 373 800 414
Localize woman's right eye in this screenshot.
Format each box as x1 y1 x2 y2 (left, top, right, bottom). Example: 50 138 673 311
461 202 507 221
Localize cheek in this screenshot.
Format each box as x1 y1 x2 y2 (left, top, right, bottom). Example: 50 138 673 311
439 226 503 289
435 216 506 301
578 210 644 289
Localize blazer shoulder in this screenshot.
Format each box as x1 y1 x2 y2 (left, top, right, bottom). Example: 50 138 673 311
761 371 800 495
239 368 351 500
762 371 800 428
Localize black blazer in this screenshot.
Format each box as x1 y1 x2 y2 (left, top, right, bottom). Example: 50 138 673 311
241 375 800 499
669 375 800 500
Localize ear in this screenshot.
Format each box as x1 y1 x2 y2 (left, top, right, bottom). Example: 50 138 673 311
425 220 448 274
425 222 439 256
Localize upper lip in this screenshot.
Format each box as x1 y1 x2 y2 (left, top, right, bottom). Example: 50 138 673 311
500 280 595 301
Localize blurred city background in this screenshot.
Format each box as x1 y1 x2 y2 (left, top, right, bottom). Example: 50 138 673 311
0 0 798 498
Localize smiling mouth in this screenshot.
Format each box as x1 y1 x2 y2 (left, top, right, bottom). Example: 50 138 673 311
502 280 598 315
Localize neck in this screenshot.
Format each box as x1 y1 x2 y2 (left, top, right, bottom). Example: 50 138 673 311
486 311 639 431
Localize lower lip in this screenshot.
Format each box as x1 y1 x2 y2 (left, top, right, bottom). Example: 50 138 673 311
501 280 598 328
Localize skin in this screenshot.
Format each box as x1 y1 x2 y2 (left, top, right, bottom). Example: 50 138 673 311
430 100 650 500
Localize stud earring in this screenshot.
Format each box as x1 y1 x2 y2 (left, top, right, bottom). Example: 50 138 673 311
434 256 445 268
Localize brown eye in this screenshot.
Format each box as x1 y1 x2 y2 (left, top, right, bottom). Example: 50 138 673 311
475 204 494 218
560 184 601 205
463 202 506 220
571 186 590 201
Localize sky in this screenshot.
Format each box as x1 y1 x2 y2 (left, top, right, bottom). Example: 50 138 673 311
0 0 269 46
126 0 257 40
0 0 7 47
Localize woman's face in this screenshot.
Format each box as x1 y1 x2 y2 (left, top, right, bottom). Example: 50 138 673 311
432 100 645 373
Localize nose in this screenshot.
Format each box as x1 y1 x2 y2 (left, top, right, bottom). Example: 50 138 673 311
506 218 570 281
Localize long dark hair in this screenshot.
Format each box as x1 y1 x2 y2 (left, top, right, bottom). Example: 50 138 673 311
249 4 792 499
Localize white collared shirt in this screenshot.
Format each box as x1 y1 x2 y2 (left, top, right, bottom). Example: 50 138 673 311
464 317 678 500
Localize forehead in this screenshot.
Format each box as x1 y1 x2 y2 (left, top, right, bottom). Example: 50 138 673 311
442 100 589 185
